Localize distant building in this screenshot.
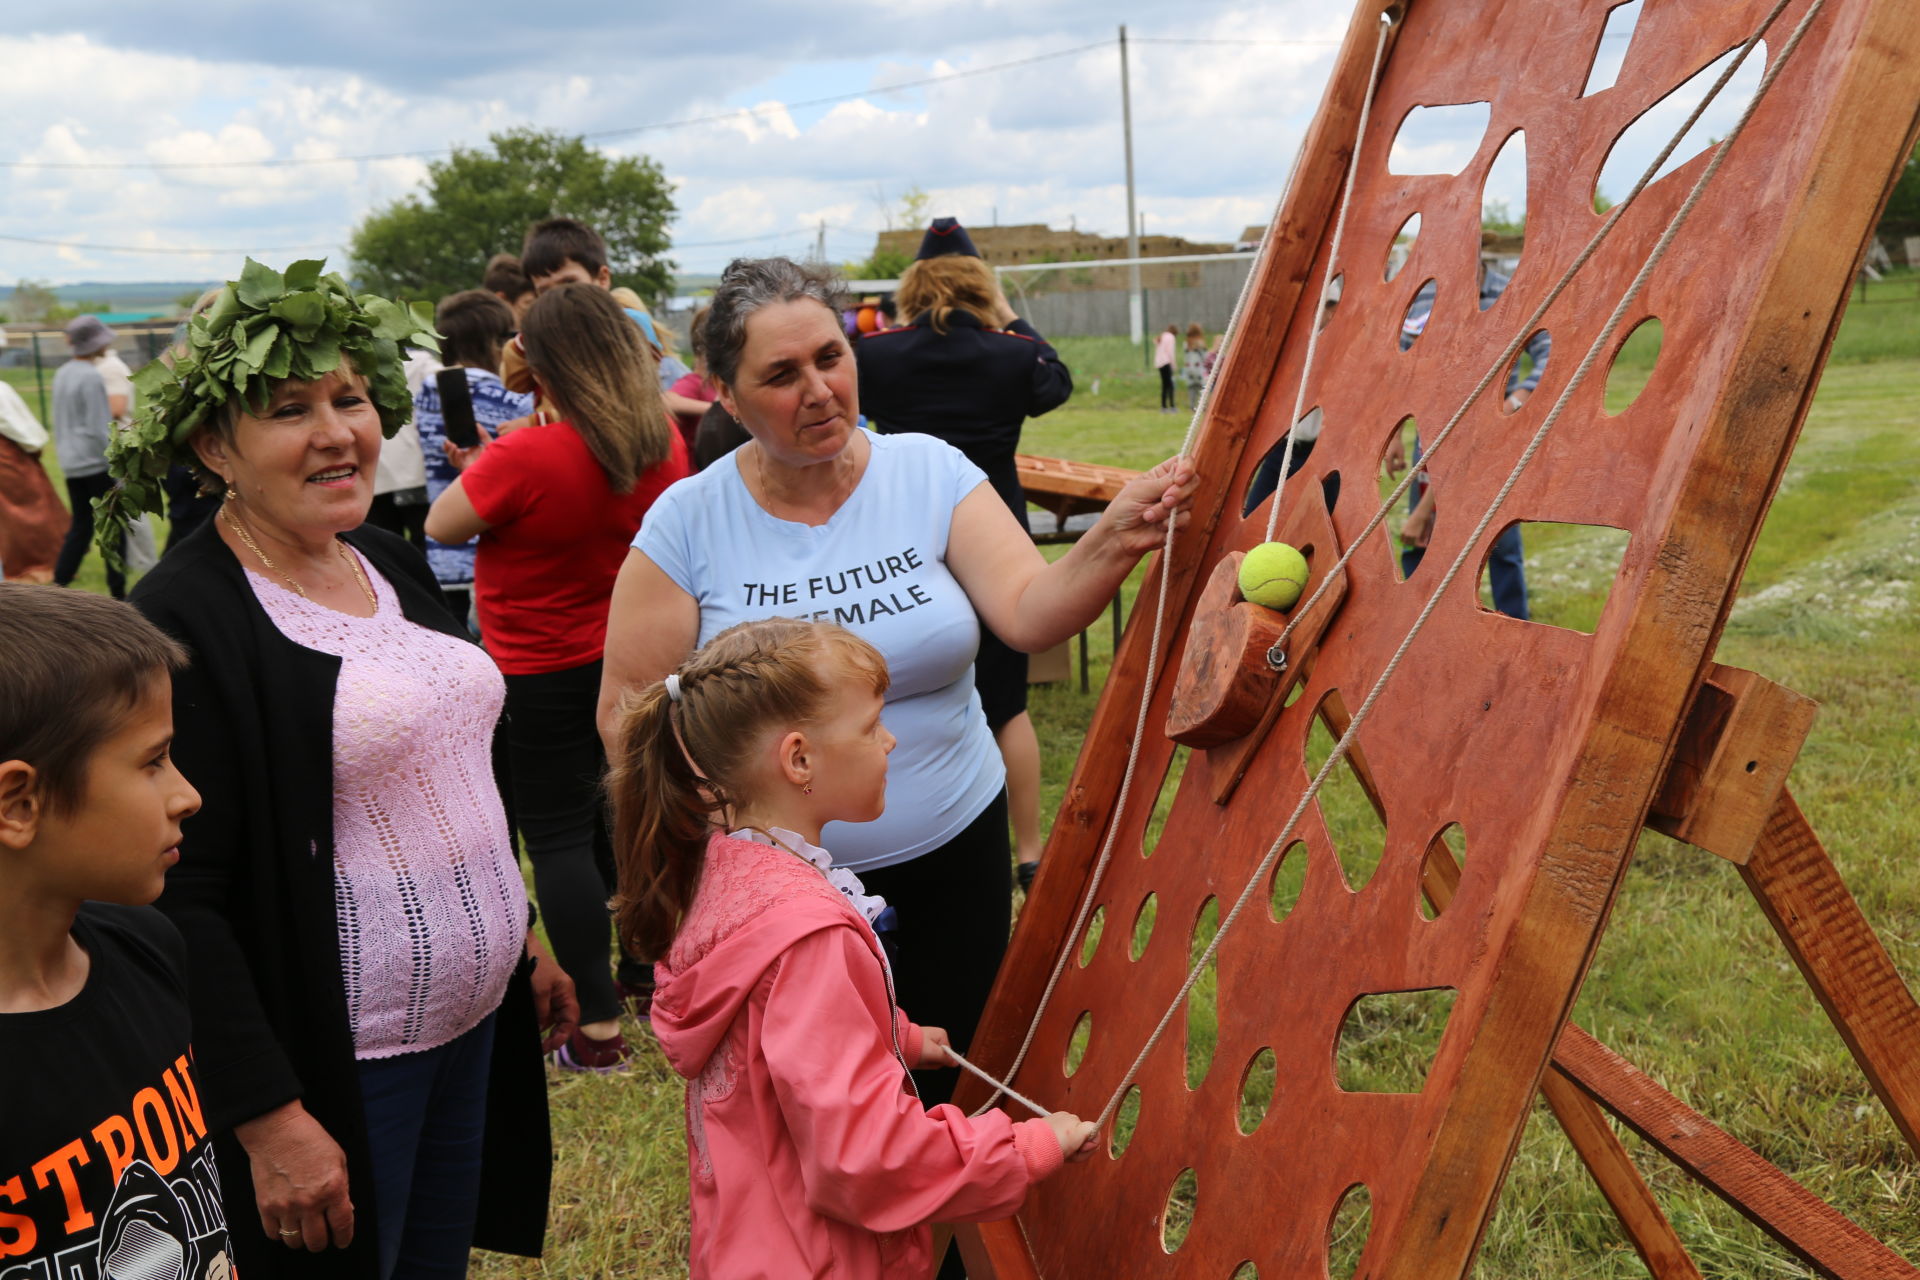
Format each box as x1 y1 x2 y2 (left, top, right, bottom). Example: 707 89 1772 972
872 223 1238 291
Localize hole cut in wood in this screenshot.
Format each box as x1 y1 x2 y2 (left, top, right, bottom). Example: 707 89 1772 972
1604 316 1664 413
1418 824 1466 921
1399 278 1437 349
1230 1264 1257 1280
1502 330 1551 408
1238 1047 1277 1135
1327 1183 1374 1277
1144 746 1192 858
1187 897 1222 1089
1380 416 1421 583
1109 1085 1141 1159
1480 131 1527 285
1596 41 1767 206
1306 699 1388 893
1387 102 1491 176
1078 906 1105 967
1240 409 1328 520
1317 276 1343 332
1480 522 1631 632
1065 1011 1091 1077
1582 0 1644 97
1336 988 1458 1093
1131 893 1159 961
1161 1168 1198 1253
1270 840 1308 922
1385 212 1419 281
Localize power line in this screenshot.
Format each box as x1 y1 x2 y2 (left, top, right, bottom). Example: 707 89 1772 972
2 39 1118 174
0 231 338 256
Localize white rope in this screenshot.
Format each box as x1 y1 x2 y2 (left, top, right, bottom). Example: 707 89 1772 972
967 12 1400 1120
960 0 1825 1131
1265 14 1393 543
1081 0 1828 1132
945 1046 1053 1118
1267 0 1793 661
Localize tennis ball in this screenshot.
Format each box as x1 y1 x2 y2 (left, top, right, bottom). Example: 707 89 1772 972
1239 542 1309 610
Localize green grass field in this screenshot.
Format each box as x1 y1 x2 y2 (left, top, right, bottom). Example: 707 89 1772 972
21 289 1918 1276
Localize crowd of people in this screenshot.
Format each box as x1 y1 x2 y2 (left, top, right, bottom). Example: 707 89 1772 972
0 216 1198 1280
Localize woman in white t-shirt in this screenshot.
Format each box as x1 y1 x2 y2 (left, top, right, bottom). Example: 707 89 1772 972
599 256 1195 1103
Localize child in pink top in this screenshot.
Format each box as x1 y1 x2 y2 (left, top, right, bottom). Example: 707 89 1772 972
609 617 1094 1278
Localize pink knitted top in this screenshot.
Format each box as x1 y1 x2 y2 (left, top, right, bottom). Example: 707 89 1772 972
246 552 528 1059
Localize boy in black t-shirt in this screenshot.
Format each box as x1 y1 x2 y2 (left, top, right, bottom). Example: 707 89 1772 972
0 584 227 1280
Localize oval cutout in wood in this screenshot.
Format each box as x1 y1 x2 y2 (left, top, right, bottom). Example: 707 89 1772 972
1144 746 1192 858
1399 279 1437 350
1237 1047 1277 1135
1480 131 1528 295
1335 987 1458 1093
1604 316 1663 413
1269 841 1308 922
1582 0 1644 97
1387 102 1491 176
1078 905 1106 967
1186 897 1221 1089
1130 893 1159 961
1502 330 1551 408
1109 1085 1142 1159
1328 1183 1374 1277
1064 1010 1091 1077
1384 213 1419 282
1161 1168 1198 1253
1595 42 1766 207
1479 521 1631 632
1418 824 1467 921
1306 694 1387 894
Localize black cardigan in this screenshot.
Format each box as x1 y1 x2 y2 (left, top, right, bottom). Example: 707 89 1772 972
132 519 549 1276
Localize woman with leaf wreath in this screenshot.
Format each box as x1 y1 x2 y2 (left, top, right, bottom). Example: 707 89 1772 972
104 259 575 1279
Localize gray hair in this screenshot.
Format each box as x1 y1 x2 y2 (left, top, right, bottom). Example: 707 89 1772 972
705 257 841 389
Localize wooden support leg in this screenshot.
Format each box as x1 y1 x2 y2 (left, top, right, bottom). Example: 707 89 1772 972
1554 1026 1920 1280
1741 789 1920 1157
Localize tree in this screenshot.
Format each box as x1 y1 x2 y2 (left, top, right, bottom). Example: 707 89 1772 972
349 128 676 305
844 247 912 281
6 280 59 325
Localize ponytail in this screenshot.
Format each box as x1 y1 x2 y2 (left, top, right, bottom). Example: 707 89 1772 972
609 680 716 961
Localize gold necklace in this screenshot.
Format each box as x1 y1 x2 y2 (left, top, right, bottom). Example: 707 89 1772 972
221 506 377 612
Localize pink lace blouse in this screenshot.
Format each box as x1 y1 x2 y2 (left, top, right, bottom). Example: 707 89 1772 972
246 552 528 1059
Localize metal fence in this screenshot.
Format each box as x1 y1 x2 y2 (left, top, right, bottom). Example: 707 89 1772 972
1002 256 1256 339
0 322 178 426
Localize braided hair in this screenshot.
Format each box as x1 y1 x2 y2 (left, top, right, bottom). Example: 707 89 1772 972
608 617 888 960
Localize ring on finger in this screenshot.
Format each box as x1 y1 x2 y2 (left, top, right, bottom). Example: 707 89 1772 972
278 1228 302 1239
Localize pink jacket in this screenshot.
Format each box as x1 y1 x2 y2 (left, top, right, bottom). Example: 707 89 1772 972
651 833 1062 1279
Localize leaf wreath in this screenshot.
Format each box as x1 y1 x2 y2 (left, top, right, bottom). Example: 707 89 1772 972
94 257 441 567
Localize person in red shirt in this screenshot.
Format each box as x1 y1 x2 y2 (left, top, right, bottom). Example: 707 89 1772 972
427 282 689 1071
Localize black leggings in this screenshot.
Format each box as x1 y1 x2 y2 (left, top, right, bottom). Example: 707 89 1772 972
858 790 1012 1107
1157 365 1176 409
502 660 623 1026
55 472 124 598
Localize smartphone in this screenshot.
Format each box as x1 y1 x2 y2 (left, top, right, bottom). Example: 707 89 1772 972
436 367 480 449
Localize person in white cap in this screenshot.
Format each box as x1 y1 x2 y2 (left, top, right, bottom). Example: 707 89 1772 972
51 315 125 597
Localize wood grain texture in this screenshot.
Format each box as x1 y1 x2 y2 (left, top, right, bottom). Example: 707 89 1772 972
953 0 1920 1275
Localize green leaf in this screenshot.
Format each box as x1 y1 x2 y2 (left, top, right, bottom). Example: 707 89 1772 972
263 332 293 380
270 291 327 334
201 285 244 336
236 258 285 308
238 323 278 372
283 259 325 291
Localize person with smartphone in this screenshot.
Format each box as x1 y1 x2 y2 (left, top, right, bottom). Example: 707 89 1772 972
412 291 535 627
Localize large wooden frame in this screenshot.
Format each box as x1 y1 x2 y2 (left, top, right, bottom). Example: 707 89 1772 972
954 0 1920 1275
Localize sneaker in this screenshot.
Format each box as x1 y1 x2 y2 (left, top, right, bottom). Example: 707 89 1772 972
551 1026 633 1073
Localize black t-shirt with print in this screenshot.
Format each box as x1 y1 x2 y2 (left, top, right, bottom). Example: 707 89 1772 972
0 903 233 1280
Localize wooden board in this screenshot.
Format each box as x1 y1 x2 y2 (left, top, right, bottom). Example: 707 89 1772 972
955 0 1920 1275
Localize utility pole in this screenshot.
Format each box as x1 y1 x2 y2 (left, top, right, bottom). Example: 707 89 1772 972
814 219 827 264
1119 24 1143 347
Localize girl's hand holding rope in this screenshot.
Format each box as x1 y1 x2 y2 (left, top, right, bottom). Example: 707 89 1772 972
1044 1113 1100 1164
916 1025 955 1069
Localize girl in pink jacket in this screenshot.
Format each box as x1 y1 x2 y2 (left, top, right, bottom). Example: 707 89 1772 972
609 617 1094 1278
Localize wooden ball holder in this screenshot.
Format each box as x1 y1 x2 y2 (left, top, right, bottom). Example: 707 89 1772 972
1166 491 1349 803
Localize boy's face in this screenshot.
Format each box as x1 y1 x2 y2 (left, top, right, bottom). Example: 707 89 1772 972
531 259 611 293
3 679 201 905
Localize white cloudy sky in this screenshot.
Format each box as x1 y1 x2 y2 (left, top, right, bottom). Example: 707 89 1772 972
0 0 1757 288
0 1 1359 286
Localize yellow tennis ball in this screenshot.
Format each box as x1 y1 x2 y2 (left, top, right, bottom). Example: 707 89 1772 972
1239 542 1309 610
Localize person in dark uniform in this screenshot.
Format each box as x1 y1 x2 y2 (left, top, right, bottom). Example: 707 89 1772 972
857 218 1073 892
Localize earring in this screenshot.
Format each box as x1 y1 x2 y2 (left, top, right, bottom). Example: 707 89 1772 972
223 483 237 501
802 784 814 796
